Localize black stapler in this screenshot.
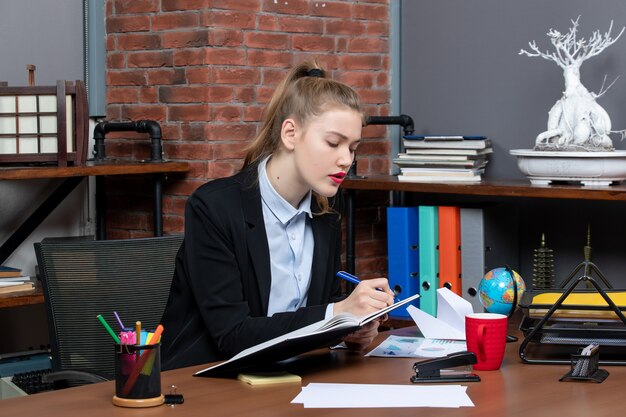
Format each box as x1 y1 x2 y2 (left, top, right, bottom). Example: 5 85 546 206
411 351 481 383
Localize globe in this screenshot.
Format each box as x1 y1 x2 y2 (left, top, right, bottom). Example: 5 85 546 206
478 267 526 315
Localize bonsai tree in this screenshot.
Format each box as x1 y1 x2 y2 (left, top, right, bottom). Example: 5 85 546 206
520 17 625 151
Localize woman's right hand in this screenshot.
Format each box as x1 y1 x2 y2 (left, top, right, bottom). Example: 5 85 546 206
333 278 394 318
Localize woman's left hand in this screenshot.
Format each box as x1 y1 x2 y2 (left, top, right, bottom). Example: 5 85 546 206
343 318 385 352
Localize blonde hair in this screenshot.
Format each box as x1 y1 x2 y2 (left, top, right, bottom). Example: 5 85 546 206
244 60 363 213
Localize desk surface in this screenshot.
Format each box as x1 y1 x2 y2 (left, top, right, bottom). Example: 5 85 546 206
0 160 189 180
2 325 623 417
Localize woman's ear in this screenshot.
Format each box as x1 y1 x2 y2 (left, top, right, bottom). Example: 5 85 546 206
280 118 297 151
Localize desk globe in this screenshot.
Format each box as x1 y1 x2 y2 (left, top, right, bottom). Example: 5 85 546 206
478 267 526 315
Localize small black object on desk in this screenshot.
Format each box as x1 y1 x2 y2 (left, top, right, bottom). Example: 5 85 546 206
411 351 481 383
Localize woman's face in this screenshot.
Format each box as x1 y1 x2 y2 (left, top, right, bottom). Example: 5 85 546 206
291 106 362 198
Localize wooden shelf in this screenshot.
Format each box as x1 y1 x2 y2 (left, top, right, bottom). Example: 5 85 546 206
0 160 189 180
0 285 44 309
342 175 626 201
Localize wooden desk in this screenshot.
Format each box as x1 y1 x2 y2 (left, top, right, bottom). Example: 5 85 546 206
0 161 188 308
2 325 622 416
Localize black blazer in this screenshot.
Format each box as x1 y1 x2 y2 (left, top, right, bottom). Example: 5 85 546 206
160 162 344 370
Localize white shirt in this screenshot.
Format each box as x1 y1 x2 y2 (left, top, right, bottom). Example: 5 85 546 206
259 156 315 316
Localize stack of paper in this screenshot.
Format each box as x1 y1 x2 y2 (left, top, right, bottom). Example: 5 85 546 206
408 287 473 340
292 383 474 408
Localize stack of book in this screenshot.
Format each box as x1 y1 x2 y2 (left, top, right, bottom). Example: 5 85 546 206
393 135 492 182
0 266 35 295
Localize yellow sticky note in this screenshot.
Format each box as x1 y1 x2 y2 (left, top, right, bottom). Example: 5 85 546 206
237 372 301 386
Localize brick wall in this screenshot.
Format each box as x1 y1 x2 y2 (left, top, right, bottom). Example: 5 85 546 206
104 0 391 278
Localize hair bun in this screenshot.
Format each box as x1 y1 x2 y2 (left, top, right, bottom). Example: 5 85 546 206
306 68 325 78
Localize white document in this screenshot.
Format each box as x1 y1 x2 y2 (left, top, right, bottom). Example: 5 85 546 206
408 287 474 340
291 383 474 408
365 335 425 358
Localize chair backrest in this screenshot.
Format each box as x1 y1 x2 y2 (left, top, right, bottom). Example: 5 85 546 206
35 235 183 378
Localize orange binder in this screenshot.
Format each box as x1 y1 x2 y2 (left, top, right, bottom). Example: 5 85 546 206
438 206 462 295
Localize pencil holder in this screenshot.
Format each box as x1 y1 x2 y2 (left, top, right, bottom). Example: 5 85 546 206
112 343 164 407
559 348 609 383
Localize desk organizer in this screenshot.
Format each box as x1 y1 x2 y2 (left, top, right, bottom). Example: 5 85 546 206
559 349 609 383
0 80 88 166
518 261 626 365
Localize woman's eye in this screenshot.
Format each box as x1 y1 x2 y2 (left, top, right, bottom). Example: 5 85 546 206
327 141 339 148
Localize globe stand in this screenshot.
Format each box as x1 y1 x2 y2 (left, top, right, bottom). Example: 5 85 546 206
505 265 519 343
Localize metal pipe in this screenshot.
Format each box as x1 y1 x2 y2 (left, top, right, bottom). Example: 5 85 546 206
92 120 163 161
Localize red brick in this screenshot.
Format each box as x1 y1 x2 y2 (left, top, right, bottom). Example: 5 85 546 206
247 50 292 67
173 49 206 66
353 3 388 21
117 33 162 51
211 142 248 159
356 139 388 155
233 87 255 103
245 32 290 50
161 124 181 140
160 86 209 103
107 15 151 33
167 142 214 160
181 123 211 140
325 19 367 36
367 21 389 37
107 53 126 69
209 30 244 47
339 55 383 70
107 87 139 103
163 214 185 233
214 67 260 84
211 105 242 122
257 15 276 31
140 86 159 103
147 68 187 85
165 179 205 196
186 67 213 83
309 1 351 18
108 70 147 86
337 71 375 88
205 49 246 65
277 16 323 33
127 51 174 68
207 160 242 178
169 104 211 121
161 0 210 11
151 12 200 31
162 30 210 48
348 37 387 53
292 35 335 52
207 124 256 141
262 0 308 15
114 0 159 14
243 105 264 121
359 89 390 104
121 105 167 121
212 0 260 11
202 11 255 29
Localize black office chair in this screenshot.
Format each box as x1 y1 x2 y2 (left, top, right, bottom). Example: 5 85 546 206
34 235 183 387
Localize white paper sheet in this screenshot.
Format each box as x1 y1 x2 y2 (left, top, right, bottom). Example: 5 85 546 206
291 383 474 408
408 287 474 340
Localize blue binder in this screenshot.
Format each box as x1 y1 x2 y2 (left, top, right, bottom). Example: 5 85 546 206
386 207 420 318
418 206 439 317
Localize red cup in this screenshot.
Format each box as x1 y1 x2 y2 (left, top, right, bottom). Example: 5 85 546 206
465 313 507 371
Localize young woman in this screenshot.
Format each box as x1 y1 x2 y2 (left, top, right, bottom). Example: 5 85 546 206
160 61 394 370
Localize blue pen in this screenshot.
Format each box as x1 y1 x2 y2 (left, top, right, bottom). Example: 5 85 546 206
336 271 398 298
336 270 361 286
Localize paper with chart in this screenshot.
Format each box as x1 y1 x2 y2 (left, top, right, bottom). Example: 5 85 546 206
366 335 466 358
408 287 473 340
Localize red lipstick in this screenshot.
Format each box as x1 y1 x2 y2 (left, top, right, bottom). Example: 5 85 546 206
329 172 346 184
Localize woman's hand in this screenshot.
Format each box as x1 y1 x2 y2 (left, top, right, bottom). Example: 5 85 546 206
343 318 384 352
333 277 395 318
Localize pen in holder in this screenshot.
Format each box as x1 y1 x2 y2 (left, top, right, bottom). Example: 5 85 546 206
112 343 164 407
559 344 609 383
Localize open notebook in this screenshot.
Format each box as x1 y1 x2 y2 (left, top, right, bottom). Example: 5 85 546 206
195 293 420 377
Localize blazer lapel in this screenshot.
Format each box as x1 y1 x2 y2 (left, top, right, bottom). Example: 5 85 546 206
240 166 272 314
